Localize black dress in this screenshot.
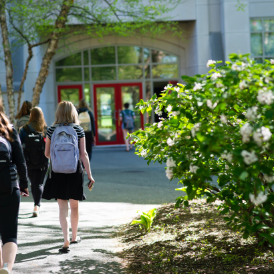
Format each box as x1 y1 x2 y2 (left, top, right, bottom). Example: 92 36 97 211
42 124 86 201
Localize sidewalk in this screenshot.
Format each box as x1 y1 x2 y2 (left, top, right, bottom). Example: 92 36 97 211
14 202 159 274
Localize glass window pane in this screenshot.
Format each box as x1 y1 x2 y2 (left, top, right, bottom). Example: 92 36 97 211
250 19 263 31
96 87 116 142
264 33 274 56
83 50 89 65
84 67 90 81
151 49 178 63
264 19 274 32
121 86 141 130
84 83 91 108
144 48 150 63
254 58 263 64
118 46 142 64
56 68 82 82
152 64 178 79
56 52 81 66
90 47 115 65
118 65 143 80
60 88 80 106
144 64 150 79
251 33 263 56
92 66 116 81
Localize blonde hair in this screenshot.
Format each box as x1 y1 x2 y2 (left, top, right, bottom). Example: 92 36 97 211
78 99 92 111
27 107 47 133
54 101 79 125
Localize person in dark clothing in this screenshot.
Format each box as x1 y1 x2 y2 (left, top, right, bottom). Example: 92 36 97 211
19 107 48 217
0 100 29 274
77 99 96 161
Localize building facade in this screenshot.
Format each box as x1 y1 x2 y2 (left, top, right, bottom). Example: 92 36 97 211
0 0 273 146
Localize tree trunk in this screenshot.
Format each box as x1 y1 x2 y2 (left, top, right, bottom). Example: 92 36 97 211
0 83 6 113
0 0 15 123
17 45 33 114
31 0 74 107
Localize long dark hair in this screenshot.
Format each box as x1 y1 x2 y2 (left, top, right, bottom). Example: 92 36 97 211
0 112 13 142
27 107 47 133
15 101 32 119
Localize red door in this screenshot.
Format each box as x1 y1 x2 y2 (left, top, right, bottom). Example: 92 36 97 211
94 83 143 146
57 85 83 105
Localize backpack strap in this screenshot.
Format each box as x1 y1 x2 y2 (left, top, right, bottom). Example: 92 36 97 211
23 125 32 135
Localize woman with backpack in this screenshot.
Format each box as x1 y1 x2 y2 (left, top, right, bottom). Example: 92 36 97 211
42 101 95 254
15 101 32 131
19 107 48 217
0 100 29 274
120 102 136 152
77 99 96 161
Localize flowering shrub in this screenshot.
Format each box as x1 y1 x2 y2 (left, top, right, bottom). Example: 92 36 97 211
132 54 274 245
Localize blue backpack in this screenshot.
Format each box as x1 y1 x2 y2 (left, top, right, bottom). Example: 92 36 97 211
50 124 79 174
122 110 134 129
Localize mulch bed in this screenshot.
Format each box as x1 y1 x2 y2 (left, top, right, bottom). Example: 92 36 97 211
118 199 274 274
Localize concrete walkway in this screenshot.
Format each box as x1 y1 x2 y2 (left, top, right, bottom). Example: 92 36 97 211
14 147 179 273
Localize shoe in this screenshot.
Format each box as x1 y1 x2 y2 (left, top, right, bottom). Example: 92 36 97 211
33 206 40 217
0 263 10 274
59 247 70 253
71 236 81 244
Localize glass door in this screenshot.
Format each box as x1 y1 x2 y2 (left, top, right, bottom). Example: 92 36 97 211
94 83 143 146
57 85 83 106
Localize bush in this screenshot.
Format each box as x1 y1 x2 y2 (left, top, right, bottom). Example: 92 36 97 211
132 54 274 246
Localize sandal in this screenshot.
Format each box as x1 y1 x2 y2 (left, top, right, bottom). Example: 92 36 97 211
71 236 81 244
59 247 70 253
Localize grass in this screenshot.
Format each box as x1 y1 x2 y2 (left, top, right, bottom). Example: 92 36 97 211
118 199 274 274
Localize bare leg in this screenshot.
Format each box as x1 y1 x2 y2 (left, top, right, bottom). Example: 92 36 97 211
122 129 129 151
70 199 79 242
57 199 70 248
2 242 17 272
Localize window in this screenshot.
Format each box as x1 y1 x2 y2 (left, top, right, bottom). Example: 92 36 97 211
250 18 274 62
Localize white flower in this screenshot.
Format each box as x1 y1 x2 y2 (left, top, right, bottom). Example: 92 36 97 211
172 111 180 116
158 121 163 128
207 60 216 67
239 80 247 90
270 59 274 64
265 77 270 84
189 164 199 174
261 126 272 141
257 89 274 105
164 84 172 90
216 82 224 88
191 123 201 137
167 138 175 146
231 63 238 71
221 152 233 163
207 100 217 109
245 106 258 121
193 82 203 91
166 158 176 167
220 114 227 124
139 106 144 110
253 130 262 146
211 72 221 81
166 105 172 112
249 192 267 205
141 149 147 157
240 123 253 143
241 150 258 165
225 165 229 170
264 174 274 183
165 167 173 179
241 62 247 68
174 87 180 92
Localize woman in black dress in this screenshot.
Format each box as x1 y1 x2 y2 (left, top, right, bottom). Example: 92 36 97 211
43 101 95 253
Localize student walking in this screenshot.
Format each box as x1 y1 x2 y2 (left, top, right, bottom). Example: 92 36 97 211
42 101 95 253
77 99 96 161
120 103 136 151
0 99 29 274
19 107 48 217
15 101 32 131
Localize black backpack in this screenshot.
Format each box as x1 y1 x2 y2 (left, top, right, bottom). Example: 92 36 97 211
23 125 48 169
0 136 13 197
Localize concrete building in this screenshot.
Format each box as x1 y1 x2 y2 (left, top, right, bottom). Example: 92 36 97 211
1 0 273 146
